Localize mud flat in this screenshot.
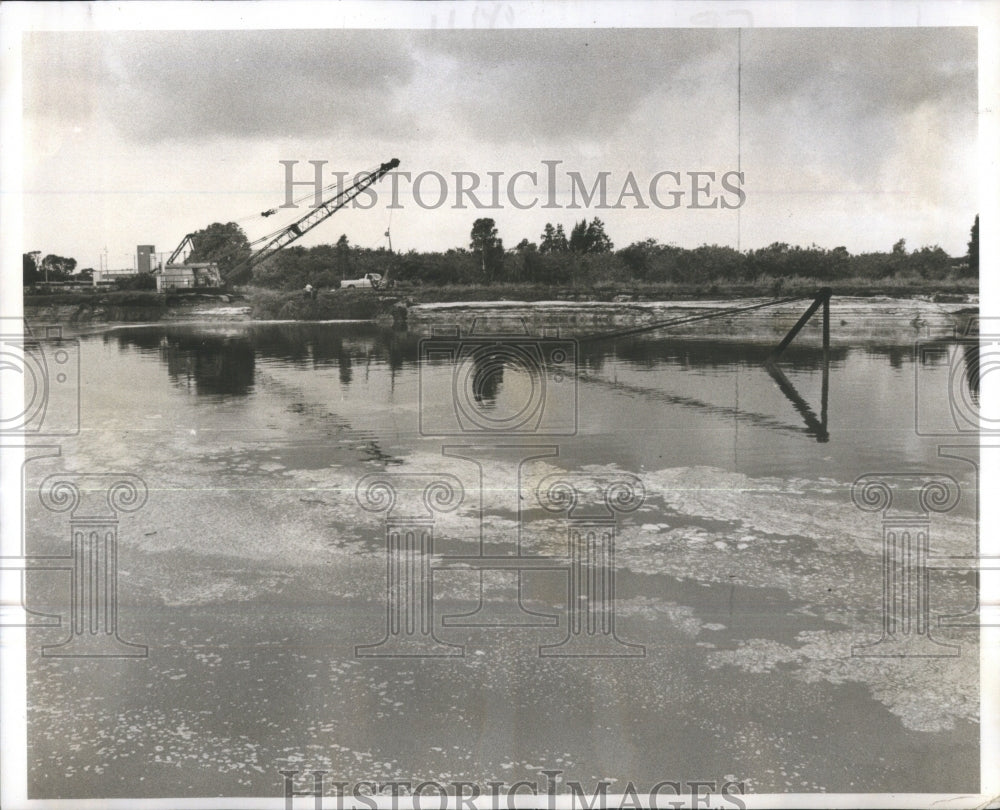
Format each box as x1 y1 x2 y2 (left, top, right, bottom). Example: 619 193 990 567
404 296 977 344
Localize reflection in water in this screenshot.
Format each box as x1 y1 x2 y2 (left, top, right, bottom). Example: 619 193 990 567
600 335 845 371
580 367 819 439
962 343 980 406
108 323 846 440
75 320 978 518
109 323 419 398
916 337 982 431
111 328 256 397
583 338 835 441
764 359 829 442
163 338 255 398
338 354 353 386
471 349 503 406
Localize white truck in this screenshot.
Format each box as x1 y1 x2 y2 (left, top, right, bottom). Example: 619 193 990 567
339 272 387 289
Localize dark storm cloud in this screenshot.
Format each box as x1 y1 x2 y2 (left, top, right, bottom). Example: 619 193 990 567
24 30 419 142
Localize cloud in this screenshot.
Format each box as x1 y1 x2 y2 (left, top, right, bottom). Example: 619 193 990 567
24 27 975 158
743 28 976 117
25 30 419 143
24 29 734 147
409 28 729 144
23 31 107 123
19 27 979 259
739 28 976 186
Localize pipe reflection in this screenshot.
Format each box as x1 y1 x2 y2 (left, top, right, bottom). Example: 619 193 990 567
108 323 840 440
764 357 830 442
961 342 979 406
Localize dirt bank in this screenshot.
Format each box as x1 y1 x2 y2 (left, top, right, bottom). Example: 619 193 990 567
23 290 977 345
404 296 977 344
22 292 253 327
23 301 253 326
23 290 391 327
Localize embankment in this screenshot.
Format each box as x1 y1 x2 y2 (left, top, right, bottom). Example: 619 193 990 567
23 288 977 344
22 292 251 327
404 297 978 344
22 290 398 327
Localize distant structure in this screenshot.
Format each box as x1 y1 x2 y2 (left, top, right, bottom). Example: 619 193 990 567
136 245 156 275
155 262 221 292
92 268 134 286
92 246 147 287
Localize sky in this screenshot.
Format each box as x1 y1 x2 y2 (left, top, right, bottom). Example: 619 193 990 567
19 25 978 271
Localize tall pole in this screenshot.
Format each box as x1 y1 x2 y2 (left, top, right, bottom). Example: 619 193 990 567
823 293 830 351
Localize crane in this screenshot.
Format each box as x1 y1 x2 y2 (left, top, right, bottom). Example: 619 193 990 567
162 158 401 289
165 233 196 267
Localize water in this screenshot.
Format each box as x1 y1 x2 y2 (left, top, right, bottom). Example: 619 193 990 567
80 322 976 482
24 320 979 798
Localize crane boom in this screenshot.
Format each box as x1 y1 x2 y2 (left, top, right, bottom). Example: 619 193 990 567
227 157 400 284
166 233 195 266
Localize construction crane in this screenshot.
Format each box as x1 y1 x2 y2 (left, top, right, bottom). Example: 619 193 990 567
162 158 400 289
166 234 197 267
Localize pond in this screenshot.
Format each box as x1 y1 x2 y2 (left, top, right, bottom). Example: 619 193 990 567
24 319 979 798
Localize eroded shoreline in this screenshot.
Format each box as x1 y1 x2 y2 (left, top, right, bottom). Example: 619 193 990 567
24 294 977 345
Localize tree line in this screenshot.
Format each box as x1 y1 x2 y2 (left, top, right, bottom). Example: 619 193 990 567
22 254 84 284
24 215 979 291
235 215 977 291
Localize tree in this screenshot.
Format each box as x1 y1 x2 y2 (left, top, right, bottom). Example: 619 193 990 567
569 218 614 254
540 224 556 252
967 215 979 276
470 218 504 282
585 217 613 253
186 222 252 282
39 254 77 281
509 239 540 283
569 220 589 253
539 223 568 254
888 238 909 276
253 246 308 289
618 239 662 278
23 253 40 286
909 245 950 279
336 234 351 279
